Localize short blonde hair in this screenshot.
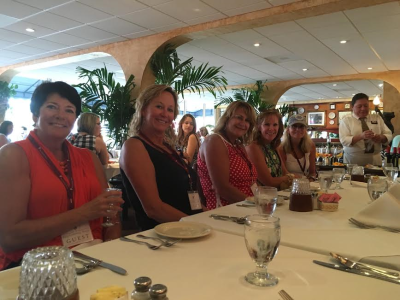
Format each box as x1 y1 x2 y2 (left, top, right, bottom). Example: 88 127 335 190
130 84 179 137
77 112 99 135
281 126 313 154
214 101 256 144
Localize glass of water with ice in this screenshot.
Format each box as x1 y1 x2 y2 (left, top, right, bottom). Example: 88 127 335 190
332 168 345 189
318 171 333 193
254 186 278 216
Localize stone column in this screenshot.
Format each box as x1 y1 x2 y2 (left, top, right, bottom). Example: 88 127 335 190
383 82 400 137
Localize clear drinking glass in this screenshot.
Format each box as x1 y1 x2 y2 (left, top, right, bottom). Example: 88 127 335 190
385 167 399 184
318 171 333 192
346 163 357 180
351 166 365 183
244 215 280 287
332 168 345 189
367 177 388 202
19 246 78 300
382 162 393 177
102 187 121 227
254 186 278 216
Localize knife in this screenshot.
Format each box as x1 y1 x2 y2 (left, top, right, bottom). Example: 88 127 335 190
313 260 400 285
73 251 127 275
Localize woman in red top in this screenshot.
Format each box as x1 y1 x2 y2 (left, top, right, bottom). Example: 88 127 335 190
0 81 123 270
197 101 258 209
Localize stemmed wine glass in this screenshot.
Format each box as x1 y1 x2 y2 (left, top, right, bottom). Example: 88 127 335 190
102 187 121 227
382 162 393 177
332 168 345 189
244 215 280 287
367 177 388 202
346 164 357 181
318 171 333 193
385 167 399 185
254 186 278 216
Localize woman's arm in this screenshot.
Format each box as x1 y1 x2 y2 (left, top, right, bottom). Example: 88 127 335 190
200 135 248 203
245 143 290 188
120 138 187 223
184 134 199 163
0 135 8 148
0 144 122 253
95 136 109 165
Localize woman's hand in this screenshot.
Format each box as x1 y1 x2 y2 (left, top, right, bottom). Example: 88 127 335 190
77 190 124 221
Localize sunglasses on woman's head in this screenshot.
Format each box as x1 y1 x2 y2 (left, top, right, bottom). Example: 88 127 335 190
291 124 306 129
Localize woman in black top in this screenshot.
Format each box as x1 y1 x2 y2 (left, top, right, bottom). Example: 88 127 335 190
120 85 201 230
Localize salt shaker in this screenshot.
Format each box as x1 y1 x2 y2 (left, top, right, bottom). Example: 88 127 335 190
131 276 152 300
149 284 168 300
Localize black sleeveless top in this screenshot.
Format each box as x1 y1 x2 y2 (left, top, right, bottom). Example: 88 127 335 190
121 136 201 230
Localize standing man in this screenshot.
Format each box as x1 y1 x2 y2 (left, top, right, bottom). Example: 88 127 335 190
339 93 392 166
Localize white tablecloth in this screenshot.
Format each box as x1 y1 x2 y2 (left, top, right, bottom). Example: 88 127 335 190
182 181 400 270
1 230 399 300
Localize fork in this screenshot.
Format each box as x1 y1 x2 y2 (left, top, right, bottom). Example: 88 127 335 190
210 214 246 224
120 236 163 250
136 234 181 247
349 218 400 233
279 289 294 300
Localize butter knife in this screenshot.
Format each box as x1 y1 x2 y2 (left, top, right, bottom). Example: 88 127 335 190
313 260 400 285
73 251 127 275
209 214 246 224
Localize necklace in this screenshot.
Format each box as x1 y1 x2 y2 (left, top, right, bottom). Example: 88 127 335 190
59 160 68 175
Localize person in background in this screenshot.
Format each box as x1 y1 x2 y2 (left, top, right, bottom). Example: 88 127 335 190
199 126 209 143
0 120 13 148
197 101 258 210
0 81 123 271
339 93 392 166
120 85 202 231
176 113 200 166
20 126 28 140
246 110 294 190
278 115 317 180
68 112 109 165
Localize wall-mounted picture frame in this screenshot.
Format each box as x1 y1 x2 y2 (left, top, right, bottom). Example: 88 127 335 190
338 111 352 124
344 103 351 109
307 112 325 126
330 104 336 110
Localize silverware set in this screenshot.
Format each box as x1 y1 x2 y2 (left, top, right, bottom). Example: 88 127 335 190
73 251 127 275
279 289 294 300
209 214 246 224
120 235 181 250
349 218 400 233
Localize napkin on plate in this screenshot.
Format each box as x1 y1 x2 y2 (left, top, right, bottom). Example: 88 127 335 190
353 183 400 230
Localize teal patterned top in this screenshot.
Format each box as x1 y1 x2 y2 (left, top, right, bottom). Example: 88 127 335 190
261 144 283 177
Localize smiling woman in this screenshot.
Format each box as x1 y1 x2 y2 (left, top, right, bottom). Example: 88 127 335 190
0 81 123 271
176 113 200 166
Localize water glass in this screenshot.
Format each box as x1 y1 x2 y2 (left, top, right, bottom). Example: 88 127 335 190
382 162 393 177
244 215 280 287
351 166 365 183
346 164 357 180
254 186 278 216
19 246 78 300
102 187 122 227
385 167 399 184
318 171 333 192
332 168 345 189
367 177 388 202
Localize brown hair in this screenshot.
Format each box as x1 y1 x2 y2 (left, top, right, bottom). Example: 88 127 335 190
177 114 197 147
214 101 256 145
253 109 283 149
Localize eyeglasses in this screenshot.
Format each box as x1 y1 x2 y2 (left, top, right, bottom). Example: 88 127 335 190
290 124 306 129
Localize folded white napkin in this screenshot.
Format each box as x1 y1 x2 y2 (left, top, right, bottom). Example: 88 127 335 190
353 183 400 230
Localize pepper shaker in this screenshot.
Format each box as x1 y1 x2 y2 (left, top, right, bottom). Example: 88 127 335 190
149 284 168 300
131 276 152 300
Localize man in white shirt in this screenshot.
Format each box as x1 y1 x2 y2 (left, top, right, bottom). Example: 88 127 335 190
339 93 392 166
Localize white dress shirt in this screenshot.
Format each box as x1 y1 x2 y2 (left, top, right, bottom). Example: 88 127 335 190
339 113 392 165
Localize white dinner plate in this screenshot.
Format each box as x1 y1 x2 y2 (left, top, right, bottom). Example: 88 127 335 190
154 222 212 239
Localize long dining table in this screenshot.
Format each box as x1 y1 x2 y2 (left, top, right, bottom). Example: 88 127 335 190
182 180 400 271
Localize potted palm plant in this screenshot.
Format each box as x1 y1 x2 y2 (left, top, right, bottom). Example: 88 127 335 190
0 81 18 121
73 66 135 149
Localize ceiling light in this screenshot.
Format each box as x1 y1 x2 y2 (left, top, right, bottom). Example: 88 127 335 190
368 67 372 70
379 83 383 87
352 93 356 96
193 8 201 12
340 40 347 44
333 84 337 87
373 95 381 106
302 68 308 71
26 28 35 32
254 43 260 47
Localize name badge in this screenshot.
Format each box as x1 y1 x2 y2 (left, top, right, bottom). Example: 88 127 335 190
250 182 258 195
188 191 202 210
61 223 94 248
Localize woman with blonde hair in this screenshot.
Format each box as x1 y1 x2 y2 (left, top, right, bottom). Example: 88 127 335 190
68 112 109 165
120 85 202 230
278 115 317 180
197 101 258 209
246 110 293 189
176 113 200 166
0 121 13 148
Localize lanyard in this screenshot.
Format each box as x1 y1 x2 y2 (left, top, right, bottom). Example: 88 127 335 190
289 138 307 176
139 132 194 190
28 135 75 210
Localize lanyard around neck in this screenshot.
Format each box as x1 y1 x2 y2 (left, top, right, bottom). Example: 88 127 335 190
139 132 194 190
28 135 75 210
289 138 306 175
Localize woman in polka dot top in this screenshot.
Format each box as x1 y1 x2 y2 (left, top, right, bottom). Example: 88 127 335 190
197 102 258 210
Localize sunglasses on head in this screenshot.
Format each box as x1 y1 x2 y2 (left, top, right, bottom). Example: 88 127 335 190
291 124 306 129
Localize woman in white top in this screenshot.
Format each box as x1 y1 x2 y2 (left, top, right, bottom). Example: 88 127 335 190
0 121 13 148
278 115 316 181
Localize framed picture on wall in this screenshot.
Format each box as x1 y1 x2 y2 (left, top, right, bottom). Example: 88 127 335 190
307 112 325 126
344 103 351 109
330 104 336 109
338 111 352 124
